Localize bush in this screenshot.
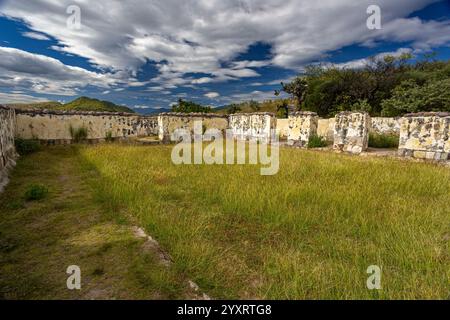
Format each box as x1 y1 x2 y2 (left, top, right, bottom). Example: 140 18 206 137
24 184 48 201
15 138 41 156
69 126 88 143
381 79 450 116
105 131 114 142
369 133 399 149
307 134 328 148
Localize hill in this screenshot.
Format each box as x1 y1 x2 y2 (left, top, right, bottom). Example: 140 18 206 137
62 97 135 113
9 101 63 110
8 97 135 113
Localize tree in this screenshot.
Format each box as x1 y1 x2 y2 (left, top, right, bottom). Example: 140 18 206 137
227 104 242 114
275 76 308 108
276 100 289 118
171 98 212 113
381 78 450 116
248 100 260 111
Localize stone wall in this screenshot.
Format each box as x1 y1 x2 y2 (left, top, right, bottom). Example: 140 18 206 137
15 109 158 143
398 112 450 161
158 113 229 142
287 112 319 147
317 118 335 142
0 106 17 192
371 117 400 135
275 118 289 139
333 112 371 154
228 113 276 141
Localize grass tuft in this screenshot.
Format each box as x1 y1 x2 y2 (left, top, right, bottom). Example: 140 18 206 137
14 138 41 156
69 126 88 143
24 184 48 201
307 134 329 148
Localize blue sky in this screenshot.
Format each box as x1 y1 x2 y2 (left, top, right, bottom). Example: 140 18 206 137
0 0 449 113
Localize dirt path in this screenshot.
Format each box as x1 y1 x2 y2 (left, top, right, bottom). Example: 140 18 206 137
0 146 204 299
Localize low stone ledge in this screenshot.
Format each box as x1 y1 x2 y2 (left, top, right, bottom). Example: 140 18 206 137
230 112 275 116
0 104 15 111
13 108 138 117
289 111 318 117
403 112 450 118
158 112 228 118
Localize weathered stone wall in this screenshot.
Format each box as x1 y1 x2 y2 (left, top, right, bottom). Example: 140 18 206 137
287 112 319 147
317 118 335 142
158 113 229 142
275 118 289 139
333 112 371 154
371 117 400 135
15 109 158 143
228 113 276 141
398 112 450 161
0 106 17 192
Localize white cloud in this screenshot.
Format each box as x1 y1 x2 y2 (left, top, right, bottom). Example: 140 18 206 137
0 92 50 104
0 46 120 95
327 48 414 69
204 92 220 98
2 0 448 90
22 31 50 41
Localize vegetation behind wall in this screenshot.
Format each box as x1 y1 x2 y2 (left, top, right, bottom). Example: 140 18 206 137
279 55 450 118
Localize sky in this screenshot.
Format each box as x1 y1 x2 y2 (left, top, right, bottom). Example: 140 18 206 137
0 0 449 113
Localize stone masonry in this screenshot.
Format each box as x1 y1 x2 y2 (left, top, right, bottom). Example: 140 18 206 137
398 112 450 161
0 106 17 192
158 113 229 143
287 111 319 147
228 113 276 142
333 112 371 154
14 109 158 143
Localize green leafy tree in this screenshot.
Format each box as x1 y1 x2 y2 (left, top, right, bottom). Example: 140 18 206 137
276 100 289 118
227 104 242 114
172 98 212 113
381 79 450 116
275 76 308 108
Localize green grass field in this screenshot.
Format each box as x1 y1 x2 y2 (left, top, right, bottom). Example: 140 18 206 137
1 144 449 299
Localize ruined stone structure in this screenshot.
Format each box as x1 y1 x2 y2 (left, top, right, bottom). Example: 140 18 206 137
317 118 335 142
371 117 400 135
287 112 319 147
398 112 450 161
275 119 289 139
1 103 448 170
0 106 17 191
14 109 158 143
158 113 229 143
333 112 371 154
228 113 276 141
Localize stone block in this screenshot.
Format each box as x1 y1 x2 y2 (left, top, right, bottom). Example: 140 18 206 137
287 112 318 147
333 112 370 154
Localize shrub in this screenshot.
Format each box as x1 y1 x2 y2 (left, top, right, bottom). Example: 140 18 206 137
381 79 450 116
15 138 41 156
307 134 328 148
69 126 88 143
105 131 114 142
24 184 48 201
369 133 399 149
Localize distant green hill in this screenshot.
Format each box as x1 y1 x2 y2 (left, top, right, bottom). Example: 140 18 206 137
62 97 135 113
9 101 63 110
9 96 135 113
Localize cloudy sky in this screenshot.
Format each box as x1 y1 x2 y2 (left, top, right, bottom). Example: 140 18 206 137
0 0 449 112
